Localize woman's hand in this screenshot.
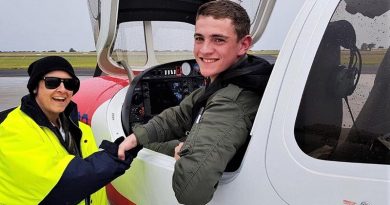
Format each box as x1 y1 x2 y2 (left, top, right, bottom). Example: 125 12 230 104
118 133 138 160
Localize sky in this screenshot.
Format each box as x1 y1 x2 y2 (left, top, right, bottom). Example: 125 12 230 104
0 0 306 52
0 0 95 52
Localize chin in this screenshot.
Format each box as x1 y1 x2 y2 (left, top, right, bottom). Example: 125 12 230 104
53 107 66 114
199 70 212 78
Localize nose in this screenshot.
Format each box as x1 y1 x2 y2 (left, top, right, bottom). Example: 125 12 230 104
56 82 67 91
199 40 213 54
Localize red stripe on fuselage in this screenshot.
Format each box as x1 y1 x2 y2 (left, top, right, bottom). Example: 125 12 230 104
73 76 129 125
106 183 136 205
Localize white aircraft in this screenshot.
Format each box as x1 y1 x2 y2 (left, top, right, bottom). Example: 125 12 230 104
73 0 390 204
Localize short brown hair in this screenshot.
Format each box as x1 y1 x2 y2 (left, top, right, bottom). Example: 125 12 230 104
196 0 250 41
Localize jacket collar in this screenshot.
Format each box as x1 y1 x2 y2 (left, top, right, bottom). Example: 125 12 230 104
191 54 274 124
20 94 79 128
20 94 82 155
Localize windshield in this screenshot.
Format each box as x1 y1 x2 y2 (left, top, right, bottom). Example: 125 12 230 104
112 21 195 67
110 0 270 70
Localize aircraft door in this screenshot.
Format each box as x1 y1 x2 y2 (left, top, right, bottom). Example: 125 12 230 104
265 0 390 204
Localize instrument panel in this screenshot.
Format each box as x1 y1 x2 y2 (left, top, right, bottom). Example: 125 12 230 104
122 60 204 135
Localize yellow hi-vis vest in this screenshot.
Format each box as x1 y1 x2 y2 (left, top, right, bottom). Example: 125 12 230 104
0 107 107 205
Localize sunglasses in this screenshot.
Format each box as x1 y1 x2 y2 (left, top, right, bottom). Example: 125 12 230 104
43 77 79 91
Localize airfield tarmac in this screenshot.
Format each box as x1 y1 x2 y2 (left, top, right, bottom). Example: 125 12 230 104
0 70 93 111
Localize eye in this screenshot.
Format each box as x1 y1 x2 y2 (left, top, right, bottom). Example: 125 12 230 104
194 36 204 42
214 38 225 44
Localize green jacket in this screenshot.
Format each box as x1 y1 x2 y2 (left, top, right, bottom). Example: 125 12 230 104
133 55 272 205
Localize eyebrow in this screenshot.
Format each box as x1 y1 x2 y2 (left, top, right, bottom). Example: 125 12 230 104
194 33 202 38
194 33 229 39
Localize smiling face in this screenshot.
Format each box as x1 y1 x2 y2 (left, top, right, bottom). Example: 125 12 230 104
193 15 252 82
35 70 74 123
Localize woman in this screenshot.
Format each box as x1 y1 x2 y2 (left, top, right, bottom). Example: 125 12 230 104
0 56 138 205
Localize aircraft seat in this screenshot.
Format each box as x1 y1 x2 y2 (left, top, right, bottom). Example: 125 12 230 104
331 48 390 164
294 21 354 159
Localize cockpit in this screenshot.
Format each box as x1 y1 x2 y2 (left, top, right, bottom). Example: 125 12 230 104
87 0 276 169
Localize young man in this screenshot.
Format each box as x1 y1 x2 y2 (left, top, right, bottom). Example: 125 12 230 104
118 0 273 204
0 56 139 204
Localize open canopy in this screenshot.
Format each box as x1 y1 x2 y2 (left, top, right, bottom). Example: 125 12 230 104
87 0 276 77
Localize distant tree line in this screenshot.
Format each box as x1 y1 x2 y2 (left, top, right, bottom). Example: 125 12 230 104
361 43 376 51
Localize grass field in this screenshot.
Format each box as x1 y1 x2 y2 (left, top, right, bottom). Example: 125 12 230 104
0 49 385 70
0 50 279 70
0 52 97 70
341 49 387 65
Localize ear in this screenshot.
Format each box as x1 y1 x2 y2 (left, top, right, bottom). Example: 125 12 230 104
238 35 252 55
33 89 37 94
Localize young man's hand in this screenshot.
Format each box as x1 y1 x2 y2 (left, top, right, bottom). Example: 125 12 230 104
174 142 184 161
118 133 138 160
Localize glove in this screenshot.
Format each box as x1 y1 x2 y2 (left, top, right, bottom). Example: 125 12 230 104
99 136 143 166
